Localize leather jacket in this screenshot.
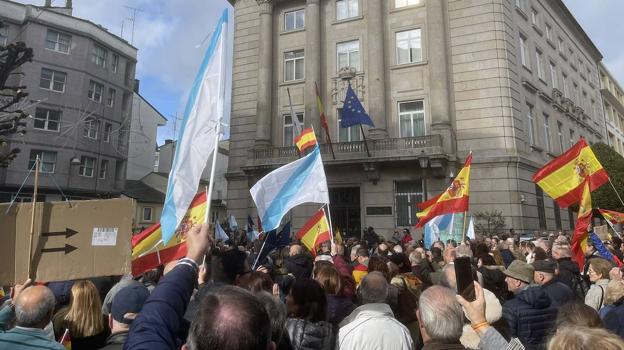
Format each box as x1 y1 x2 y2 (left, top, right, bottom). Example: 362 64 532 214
285 318 334 350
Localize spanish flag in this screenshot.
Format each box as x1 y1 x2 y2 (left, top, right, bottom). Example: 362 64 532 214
295 208 330 256
571 180 593 269
416 153 472 228
131 192 207 276
295 128 318 153
533 138 608 208
599 209 624 225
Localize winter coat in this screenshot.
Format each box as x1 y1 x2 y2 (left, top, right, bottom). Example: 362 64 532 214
478 266 509 304
541 279 575 307
285 254 313 280
502 286 558 350
499 249 515 268
604 299 624 338
556 257 588 300
585 278 609 311
332 255 355 299
285 318 334 350
338 303 413 350
326 295 356 327
460 288 503 349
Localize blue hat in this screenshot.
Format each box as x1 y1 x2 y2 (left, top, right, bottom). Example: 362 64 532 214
111 285 150 324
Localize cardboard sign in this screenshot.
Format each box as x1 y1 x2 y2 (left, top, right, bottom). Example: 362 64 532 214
0 198 135 285
594 225 610 241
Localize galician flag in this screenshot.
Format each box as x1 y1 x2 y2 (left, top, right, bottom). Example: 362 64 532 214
160 10 228 244
250 145 329 232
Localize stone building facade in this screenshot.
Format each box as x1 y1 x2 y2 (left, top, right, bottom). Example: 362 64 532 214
600 63 624 156
226 0 606 238
0 0 137 202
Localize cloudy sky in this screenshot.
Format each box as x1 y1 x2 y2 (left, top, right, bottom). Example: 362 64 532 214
15 0 624 145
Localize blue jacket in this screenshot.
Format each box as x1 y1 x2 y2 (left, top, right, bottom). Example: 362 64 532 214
503 286 557 350
604 301 624 338
124 263 196 350
0 326 65 350
541 280 575 307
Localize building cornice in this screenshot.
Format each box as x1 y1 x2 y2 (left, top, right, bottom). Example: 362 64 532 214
551 0 602 61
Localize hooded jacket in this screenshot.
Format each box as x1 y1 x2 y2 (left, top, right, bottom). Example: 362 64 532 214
502 286 557 350
285 254 313 280
285 318 334 350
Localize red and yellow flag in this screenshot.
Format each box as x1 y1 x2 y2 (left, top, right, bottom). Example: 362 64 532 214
533 138 608 208
599 209 624 225
295 208 330 256
131 192 207 276
416 152 472 228
315 82 330 139
295 128 318 153
571 180 593 269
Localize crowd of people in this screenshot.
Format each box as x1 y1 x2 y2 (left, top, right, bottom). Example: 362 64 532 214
1 223 624 350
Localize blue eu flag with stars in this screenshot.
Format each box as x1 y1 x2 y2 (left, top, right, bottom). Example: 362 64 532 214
340 83 375 128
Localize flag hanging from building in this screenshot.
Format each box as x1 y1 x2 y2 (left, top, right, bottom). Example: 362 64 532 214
296 208 331 256
250 145 329 232
533 138 609 208
571 180 593 269
132 192 207 276
340 83 374 128
295 128 318 153
315 82 331 139
416 152 472 228
160 10 228 244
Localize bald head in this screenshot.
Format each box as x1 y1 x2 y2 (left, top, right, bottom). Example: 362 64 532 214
441 264 457 291
359 271 388 304
15 285 56 328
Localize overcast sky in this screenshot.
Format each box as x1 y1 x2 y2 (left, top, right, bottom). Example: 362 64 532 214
14 0 624 145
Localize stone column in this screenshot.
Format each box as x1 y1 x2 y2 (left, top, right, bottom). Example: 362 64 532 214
255 0 274 148
305 0 321 134
427 0 453 153
367 0 387 139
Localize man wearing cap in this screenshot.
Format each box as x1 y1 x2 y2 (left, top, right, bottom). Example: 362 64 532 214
501 260 557 350
100 285 150 350
532 260 575 307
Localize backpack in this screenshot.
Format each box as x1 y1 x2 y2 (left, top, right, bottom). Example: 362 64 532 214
571 272 589 300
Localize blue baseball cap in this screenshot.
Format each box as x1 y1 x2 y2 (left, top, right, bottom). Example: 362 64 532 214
111 285 150 324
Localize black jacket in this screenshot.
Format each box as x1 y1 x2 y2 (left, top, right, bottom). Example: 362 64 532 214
98 331 128 350
326 295 355 327
541 279 575 307
502 286 558 350
556 257 587 300
604 299 624 338
285 318 334 350
285 254 313 279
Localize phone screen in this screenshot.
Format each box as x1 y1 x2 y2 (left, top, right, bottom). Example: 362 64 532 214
454 256 476 302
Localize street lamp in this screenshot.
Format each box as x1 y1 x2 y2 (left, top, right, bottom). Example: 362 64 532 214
418 150 430 212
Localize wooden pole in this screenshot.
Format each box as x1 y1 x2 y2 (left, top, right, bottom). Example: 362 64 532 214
27 155 40 279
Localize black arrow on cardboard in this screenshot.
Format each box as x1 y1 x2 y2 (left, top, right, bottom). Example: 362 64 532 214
41 244 77 255
41 228 78 239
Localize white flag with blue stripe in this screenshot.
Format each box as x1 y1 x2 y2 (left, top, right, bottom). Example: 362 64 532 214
215 220 228 241
424 213 454 249
250 146 329 233
160 10 228 244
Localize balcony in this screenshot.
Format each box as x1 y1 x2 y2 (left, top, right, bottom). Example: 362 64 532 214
244 134 446 171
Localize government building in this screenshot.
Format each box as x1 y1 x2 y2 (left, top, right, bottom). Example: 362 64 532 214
226 0 608 238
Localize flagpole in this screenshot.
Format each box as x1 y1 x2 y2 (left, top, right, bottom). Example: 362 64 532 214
27 155 40 280
462 211 468 242
359 125 371 157
204 121 221 226
608 178 624 208
324 204 335 243
252 230 269 270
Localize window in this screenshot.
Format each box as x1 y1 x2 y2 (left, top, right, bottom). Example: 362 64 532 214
515 0 524 10
562 73 569 97
519 34 529 68
536 184 546 229
0 25 7 46
83 118 99 139
545 23 552 41
396 29 422 64
395 0 421 8
336 0 358 20
283 113 304 146
396 181 423 226
284 50 304 81
92 44 107 68
549 62 558 88
568 208 575 230
337 108 361 142
536 49 544 80
45 29 71 53
142 207 153 222
543 114 551 152
526 103 535 145
573 82 579 103
337 40 360 71
103 123 112 143
558 37 564 52
99 159 108 179
399 101 425 137
284 9 305 31
39 68 66 92
79 156 96 177
107 88 116 107
557 121 564 153
29 150 56 173
569 129 575 148
111 54 119 73
88 80 104 102
33 108 61 132
531 8 538 27
554 201 562 230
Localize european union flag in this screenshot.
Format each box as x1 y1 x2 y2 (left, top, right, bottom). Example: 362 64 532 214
340 83 375 128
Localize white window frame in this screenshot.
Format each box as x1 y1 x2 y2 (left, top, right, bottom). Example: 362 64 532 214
545 23 552 41
142 207 153 222
557 121 564 153
83 118 99 140
562 73 569 98
531 8 538 26
29 150 57 173
112 54 119 73
33 108 61 132
536 49 544 80
39 68 66 92
99 159 108 179
284 50 304 82
336 0 359 20
395 0 421 8
284 9 305 31
45 29 71 53
527 103 535 145
549 61 558 89
0 25 8 46
519 34 530 69
283 112 304 146
337 108 362 142
337 40 360 71
88 80 104 103
79 156 96 177
92 44 107 68
396 29 422 65
543 114 552 152
107 88 116 107
398 100 426 138
103 123 112 143
569 129 575 148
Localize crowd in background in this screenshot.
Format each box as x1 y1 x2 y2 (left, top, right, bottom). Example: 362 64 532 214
1 223 624 350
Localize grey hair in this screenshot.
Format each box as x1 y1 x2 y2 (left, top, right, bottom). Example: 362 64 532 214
409 251 423 265
255 291 286 344
440 264 457 291
419 286 464 343
15 286 56 328
553 244 572 258
455 245 473 258
359 271 388 304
